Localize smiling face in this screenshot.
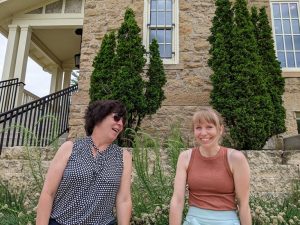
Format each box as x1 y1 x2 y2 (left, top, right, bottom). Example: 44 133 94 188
94 113 124 143
194 120 222 147
192 108 224 148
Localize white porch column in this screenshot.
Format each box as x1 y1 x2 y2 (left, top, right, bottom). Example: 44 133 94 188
14 25 32 106
2 25 20 81
63 69 72 88
50 65 63 93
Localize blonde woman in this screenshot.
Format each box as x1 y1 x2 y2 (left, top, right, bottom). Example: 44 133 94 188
169 107 251 225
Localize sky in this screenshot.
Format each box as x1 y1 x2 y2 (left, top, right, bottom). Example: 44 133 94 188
0 33 51 97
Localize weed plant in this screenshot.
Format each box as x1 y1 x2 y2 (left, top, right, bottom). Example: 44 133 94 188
0 181 35 225
131 126 187 225
0 115 59 224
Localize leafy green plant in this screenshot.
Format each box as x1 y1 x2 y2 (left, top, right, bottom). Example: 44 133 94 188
131 125 187 225
251 6 286 136
89 8 167 146
0 181 35 225
251 180 300 225
208 0 277 150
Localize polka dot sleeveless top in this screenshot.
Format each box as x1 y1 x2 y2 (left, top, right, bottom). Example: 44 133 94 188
50 136 123 225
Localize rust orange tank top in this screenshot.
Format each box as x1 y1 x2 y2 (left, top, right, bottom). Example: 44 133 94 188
187 147 237 210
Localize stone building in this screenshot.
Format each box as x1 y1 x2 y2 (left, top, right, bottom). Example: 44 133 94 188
69 0 300 146
0 0 299 147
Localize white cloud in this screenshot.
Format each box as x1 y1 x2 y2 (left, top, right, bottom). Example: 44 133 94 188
0 33 51 97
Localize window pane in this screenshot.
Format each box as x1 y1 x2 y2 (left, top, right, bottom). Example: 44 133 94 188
292 20 300 34
157 0 165 10
274 19 282 34
159 44 165 57
273 3 280 18
277 52 286 67
166 30 172 43
166 0 172 10
151 0 156 10
45 0 63 13
290 3 298 18
287 52 295 67
285 35 293 50
65 0 82 13
157 12 165 25
283 20 291 34
151 12 156 25
166 12 172 25
297 119 300 133
281 3 290 18
165 44 172 58
157 30 164 43
294 36 300 50
276 35 284 50
296 52 300 67
150 30 156 42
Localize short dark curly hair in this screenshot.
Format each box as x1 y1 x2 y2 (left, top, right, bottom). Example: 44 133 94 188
84 100 127 136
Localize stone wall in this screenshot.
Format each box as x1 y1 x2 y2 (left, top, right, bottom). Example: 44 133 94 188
0 147 299 198
69 0 300 143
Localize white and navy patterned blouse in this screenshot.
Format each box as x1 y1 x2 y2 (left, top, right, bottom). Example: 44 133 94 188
50 136 124 225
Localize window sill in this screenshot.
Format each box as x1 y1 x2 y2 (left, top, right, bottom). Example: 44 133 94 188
282 71 300 78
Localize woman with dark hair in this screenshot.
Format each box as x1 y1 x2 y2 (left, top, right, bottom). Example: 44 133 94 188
36 100 132 225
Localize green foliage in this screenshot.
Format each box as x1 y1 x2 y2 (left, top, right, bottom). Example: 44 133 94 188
89 31 117 101
252 7 286 135
208 0 281 150
251 180 300 225
144 39 167 117
131 127 187 225
0 182 36 224
208 0 235 131
90 8 166 146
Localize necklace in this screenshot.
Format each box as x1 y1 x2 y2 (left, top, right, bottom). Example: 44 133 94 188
89 136 104 153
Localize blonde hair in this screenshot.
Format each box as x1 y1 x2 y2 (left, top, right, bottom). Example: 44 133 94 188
192 107 224 132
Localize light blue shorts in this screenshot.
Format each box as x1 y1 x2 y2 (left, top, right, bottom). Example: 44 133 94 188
183 206 240 225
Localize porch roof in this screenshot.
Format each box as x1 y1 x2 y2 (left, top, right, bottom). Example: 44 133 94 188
0 0 83 71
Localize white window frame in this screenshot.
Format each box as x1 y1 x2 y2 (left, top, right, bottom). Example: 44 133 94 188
270 0 300 71
143 0 179 64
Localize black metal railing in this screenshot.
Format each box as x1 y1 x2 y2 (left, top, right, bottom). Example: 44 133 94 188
0 78 24 113
0 84 78 154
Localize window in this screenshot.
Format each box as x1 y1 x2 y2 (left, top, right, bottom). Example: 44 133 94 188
143 0 179 64
271 1 300 69
296 112 300 133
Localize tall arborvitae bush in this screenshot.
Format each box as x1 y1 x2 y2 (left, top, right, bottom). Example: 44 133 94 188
252 7 286 135
89 31 116 101
112 8 147 136
209 0 278 149
89 8 166 146
144 39 167 119
208 0 235 127
228 0 274 149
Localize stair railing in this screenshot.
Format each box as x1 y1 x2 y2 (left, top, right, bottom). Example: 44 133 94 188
0 84 78 154
0 78 24 113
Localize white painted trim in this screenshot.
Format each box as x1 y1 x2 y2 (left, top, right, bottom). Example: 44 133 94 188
143 0 179 64
2 25 20 81
270 0 300 70
12 17 83 27
62 0 66 13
